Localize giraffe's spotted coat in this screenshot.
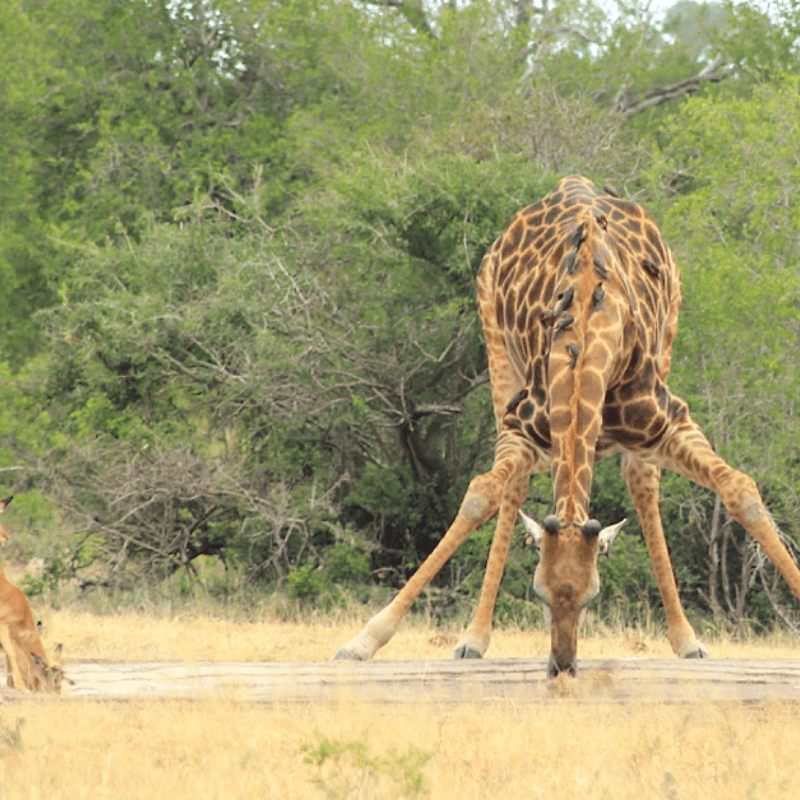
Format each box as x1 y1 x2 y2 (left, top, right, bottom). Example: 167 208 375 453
482 176 682 525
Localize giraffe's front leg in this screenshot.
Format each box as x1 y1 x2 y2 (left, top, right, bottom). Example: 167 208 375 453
333 473 502 661
453 477 528 660
333 606 404 661
622 455 708 660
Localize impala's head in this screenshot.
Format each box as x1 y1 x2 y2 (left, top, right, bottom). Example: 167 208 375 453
30 645 66 693
6 641 67 693
521 511 626 678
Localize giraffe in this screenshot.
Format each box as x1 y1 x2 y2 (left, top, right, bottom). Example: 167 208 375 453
335 175 800 677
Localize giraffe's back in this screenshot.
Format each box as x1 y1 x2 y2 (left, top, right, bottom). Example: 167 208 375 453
477 176 684 499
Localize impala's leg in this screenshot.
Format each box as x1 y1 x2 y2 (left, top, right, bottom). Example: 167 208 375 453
659 422 800 606
0 625 30 692
622 454 708 658
334 470 504 660
453 475 528 659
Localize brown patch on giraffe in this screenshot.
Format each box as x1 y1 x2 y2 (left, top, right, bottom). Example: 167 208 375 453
645 225 666 259
505 287 518 328
525 422 550 451
498 257 518 290
624 218 642 236
505 389 528 415
642 258 660 279
494 295 505 328
502 221 524 258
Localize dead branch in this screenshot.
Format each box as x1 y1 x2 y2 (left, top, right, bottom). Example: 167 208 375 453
617 59 734 115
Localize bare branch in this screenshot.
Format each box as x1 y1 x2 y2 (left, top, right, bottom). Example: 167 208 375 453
759 567 800 637
617 59 734 116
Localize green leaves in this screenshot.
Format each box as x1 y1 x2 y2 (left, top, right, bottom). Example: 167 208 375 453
301 731 432 799
656 78 800 473
1 0 799 626
638 73 800 625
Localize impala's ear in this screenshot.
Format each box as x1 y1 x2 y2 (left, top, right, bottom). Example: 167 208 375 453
598 518 628 557
520 511 545 550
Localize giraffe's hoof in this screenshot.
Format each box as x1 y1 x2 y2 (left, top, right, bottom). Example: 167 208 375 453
683 647 709 659
453 645 483 660
332 648 367 661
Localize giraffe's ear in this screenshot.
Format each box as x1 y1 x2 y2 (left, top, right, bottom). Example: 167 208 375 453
598 518 627 557
520 511 545 550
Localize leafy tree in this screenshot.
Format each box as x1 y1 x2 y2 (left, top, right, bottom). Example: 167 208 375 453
647 75 800 629
3 0 799 631
26 150 537 588
720 0 800 82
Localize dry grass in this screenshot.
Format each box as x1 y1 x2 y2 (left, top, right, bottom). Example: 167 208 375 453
38 606 800 663
1 692 798 799
1 608 799 799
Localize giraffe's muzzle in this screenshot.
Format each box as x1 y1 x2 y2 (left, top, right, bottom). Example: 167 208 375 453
548 651 577 679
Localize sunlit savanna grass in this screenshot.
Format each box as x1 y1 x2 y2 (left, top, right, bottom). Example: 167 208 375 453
1 693 797 800
1 607 799 799
39 605 800 663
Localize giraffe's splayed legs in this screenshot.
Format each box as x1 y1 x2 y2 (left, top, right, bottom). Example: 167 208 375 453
334 471 509 661
335 175 800 675
452 476 529 659
334 441 545 662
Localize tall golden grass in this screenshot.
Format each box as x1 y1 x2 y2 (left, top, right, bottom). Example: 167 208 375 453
1 608 799 799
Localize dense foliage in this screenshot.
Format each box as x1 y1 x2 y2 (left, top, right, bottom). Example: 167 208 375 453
2 0 799 632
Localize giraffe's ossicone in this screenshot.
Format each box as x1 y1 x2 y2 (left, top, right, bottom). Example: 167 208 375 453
335 176 800 677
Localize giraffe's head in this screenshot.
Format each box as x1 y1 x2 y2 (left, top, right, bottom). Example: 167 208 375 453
521 511 626 678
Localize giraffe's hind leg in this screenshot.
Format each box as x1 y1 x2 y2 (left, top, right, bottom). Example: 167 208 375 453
657 420 800 614
622 455 708 659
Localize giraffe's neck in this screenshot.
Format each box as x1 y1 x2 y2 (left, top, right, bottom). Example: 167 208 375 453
547 215 624 525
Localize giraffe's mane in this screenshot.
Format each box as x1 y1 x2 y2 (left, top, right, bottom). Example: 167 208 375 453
548 212 619 525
